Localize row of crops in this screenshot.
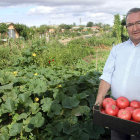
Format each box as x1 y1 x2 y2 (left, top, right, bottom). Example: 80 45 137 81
0 33 116 140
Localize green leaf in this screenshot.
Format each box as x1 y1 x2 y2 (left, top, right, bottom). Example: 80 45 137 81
93 125 105 135
18 93 33 106
29 103 40 114
0 83 13 91
0 133 10 140
69 85 78 94
17 113 28 121
87 94 95 108
1 126 9 134
41 98 53 112
33 80 48 94
62 96 80 109
77 92 89 100
30 112 45 128
2 90 17 101
25 123 34 132
53 89 66 102
48 79 62 86
71 105 90 116
28 79 48 94
13 77 28 85
63 121 78 135
45 122 63 136
0 70 14 85
24 117 34 132
48 103 62 117
9 123 23 136
70 129 90 140
83 121 105 139
67 115 78 124
1 98 15 113
87 78 97 86
12 113 19 122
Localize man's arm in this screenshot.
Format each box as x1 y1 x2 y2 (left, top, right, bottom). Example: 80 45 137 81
95 79 111 106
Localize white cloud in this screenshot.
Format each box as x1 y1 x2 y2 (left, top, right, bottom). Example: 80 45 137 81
27 6 56 15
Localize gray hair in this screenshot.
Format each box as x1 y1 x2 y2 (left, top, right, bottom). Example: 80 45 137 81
126 8 140 19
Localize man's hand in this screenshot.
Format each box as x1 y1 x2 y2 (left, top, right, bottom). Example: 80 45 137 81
93 80 111 113
93 99 102 114
95 100 102 106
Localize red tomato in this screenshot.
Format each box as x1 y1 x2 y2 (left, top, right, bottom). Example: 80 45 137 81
102 98 116 109
130 100 140 109
117 109 131 120
116 96 129 109
125 107 135 114
132 109 140 122
101 109 105 114
105 105 119 116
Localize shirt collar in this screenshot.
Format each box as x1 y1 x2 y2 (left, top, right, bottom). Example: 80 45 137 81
128 38 140 47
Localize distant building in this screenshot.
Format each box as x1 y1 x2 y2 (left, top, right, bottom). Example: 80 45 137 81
0 22 19 38
83 27 91 32
91 26 100 31
70 26 100 32
48 25 59 33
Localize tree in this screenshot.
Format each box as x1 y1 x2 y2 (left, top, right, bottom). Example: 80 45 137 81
87 22 93 27
36 25 50 34
14 23 32 40
73 22 76 26
102 24 112 31
77 26 84 32
112 14 122 43
59 24 72 30
121 15 129 42
94 22 103 28
0 23 8 38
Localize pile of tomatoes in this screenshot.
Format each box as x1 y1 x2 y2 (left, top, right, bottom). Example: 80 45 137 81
101 96 140 122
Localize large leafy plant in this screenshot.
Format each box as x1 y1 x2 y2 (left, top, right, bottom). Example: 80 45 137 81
0 65 107 140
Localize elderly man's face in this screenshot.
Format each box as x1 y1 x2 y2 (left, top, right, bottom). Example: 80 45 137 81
126 11 140 46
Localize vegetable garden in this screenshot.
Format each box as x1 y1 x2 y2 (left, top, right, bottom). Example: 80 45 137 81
0 31 118 140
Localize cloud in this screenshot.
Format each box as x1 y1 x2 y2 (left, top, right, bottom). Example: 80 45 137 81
27 6 56 15
0 0 105 7
0 0 139 27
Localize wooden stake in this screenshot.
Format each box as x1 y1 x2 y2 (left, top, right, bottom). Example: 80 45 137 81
96 49 98 70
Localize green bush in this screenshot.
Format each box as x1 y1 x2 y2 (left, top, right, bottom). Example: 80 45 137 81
13 38 95 68
0 46 20 69
0 65 110 140
87 33 118 47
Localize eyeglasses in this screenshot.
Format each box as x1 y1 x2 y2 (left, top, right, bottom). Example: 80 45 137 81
126 20 140 28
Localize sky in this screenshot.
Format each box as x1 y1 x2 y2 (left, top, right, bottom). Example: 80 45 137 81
0 0 140 27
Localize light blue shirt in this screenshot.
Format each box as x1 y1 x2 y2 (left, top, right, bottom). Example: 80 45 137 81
100 39 140 101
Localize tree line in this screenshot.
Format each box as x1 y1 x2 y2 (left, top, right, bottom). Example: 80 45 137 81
0 14 128 42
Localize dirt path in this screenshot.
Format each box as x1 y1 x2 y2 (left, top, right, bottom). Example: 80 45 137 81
58 34 93 45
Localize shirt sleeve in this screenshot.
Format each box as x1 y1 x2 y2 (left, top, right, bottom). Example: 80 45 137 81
99 46 116 84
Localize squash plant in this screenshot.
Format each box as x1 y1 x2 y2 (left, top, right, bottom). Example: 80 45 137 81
0 64 106 140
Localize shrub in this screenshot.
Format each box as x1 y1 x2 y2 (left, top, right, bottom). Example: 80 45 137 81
0 46 20 69
0 65 108 140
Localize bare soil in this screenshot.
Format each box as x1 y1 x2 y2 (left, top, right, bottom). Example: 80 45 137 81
59 34 93 45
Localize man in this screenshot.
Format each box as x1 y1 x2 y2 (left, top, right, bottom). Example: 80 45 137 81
94 7 140 140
